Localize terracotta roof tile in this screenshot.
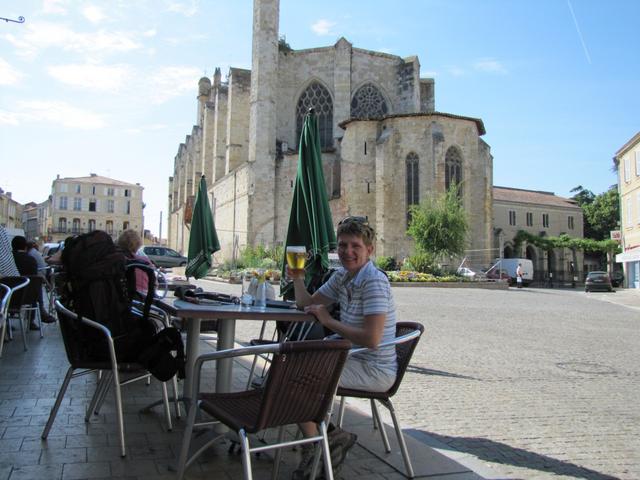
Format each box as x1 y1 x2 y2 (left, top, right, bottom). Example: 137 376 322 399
493 186 580 209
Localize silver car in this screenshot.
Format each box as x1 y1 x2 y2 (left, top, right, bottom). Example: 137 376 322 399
140 246 187 268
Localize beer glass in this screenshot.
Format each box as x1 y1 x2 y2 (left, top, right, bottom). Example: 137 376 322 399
286 246 307 274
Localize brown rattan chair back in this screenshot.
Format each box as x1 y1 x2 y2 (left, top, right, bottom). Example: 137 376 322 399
257 339 351 430
386 321 424 397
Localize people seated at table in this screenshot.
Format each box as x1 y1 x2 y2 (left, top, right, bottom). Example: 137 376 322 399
11 235 56 326
117 229 153 295
27 241 48 278
288 217 398 478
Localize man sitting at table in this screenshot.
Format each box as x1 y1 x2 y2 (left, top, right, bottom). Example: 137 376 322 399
11 235 56 326
288 217 397 478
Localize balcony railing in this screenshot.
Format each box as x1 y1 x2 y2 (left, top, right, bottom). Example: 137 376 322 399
47 227 126 237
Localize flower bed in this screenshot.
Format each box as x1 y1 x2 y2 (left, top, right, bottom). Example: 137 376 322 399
387 271 468 283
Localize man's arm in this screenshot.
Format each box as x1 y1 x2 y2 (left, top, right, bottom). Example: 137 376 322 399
303 306 385 349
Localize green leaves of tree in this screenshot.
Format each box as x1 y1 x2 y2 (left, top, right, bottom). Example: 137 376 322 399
407 187 468 258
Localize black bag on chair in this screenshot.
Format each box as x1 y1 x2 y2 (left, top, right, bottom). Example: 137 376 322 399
60 230 184 380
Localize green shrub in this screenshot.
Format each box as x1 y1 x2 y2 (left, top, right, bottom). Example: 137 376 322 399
374 256 396 271
404 252 442 275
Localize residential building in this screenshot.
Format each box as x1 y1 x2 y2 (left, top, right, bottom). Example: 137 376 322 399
614 131 640 288
0 188 22 230
21 199 51 243
48 174 144 243
493 186 584 284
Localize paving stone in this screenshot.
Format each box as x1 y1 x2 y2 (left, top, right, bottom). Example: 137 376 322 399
8 464 62 480
61 461 110 480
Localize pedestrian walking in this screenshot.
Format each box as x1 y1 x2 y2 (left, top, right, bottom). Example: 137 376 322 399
516 263 523 288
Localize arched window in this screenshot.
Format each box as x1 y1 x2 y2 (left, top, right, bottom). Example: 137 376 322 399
296 81 333 149
445 146 463 197
350 83 388 119
406 152 419 226
58 218 67 232
72 218 81 233
105 220 113 234
88 219 96 231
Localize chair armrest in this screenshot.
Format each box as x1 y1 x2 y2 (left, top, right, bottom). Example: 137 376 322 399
347 328 421 356
0 284 11 318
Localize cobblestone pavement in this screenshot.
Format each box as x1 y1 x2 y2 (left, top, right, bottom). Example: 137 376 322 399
204 280 640 480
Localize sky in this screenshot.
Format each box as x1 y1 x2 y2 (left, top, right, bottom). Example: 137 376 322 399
1 0 639 239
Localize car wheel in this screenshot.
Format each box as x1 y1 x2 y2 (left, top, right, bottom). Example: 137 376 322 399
180 262 186 267
585 288 589 293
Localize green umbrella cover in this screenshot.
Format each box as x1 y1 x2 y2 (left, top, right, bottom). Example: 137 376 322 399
281 109 336 296
186 176 220 279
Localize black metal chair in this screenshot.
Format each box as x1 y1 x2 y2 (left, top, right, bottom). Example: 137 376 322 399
176 339 352 480
335 322 424 478
0 276 30 355
42 301 174 457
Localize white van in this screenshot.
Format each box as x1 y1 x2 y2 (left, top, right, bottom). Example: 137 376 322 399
492 258 534 286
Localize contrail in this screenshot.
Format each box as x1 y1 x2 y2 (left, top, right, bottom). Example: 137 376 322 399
567 0 592 64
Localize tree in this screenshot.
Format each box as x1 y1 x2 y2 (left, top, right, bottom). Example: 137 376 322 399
583 187 619 241
407 187 468 258
571 185 619 240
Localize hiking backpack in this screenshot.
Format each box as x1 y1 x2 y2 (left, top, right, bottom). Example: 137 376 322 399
60 230 184 380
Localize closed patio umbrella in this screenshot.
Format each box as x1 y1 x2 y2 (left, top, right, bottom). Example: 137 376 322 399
185 176 220 280
281 108 336 297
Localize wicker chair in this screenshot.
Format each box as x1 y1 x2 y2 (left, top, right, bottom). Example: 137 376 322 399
335 321 424 478
176 338 352 480
0 276 30 354
42 301 174 457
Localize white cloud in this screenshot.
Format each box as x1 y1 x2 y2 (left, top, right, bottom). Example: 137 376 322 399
0 110 20 126
143 29 157 38
82 5 107 24
7 100 106 129
47 63 131 91
165 0 199 17
0 58 25 85
3 22 143 59
42 0 68 15
150 66 202 104
311 19 336 36
473 58 508 74
448 66 465 77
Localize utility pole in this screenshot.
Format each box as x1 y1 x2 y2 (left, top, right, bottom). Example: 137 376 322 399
159 211 163 244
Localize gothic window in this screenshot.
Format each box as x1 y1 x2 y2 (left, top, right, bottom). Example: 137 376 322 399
296 81 333 149
406 152 419 226
351 83 388 119
445 146 463 197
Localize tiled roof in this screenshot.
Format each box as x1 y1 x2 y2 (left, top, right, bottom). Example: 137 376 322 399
56 175 140 187
493 186 580 209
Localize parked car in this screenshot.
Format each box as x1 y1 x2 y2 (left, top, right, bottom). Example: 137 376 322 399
139 246 188 268
485 267 510 281
457 267 477 279
585 271 613 293
610 270 624 288
42 241 64 258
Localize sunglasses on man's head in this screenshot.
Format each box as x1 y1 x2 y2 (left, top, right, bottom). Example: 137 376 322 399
338 216 369 226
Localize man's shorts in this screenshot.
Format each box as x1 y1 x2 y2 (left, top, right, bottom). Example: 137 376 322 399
339 357 396 392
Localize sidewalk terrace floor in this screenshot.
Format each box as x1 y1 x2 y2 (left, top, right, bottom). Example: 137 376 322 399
0 320 486 480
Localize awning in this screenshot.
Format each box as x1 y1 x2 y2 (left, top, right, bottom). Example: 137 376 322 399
616 249 640 263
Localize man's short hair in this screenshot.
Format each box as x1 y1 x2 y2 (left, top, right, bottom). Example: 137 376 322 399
11 235 27 251
337 217 375 246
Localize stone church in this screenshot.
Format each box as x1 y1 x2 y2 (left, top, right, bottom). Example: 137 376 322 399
168 0 493 265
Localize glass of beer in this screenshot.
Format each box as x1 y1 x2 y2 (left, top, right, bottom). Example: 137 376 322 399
286 246 307 275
